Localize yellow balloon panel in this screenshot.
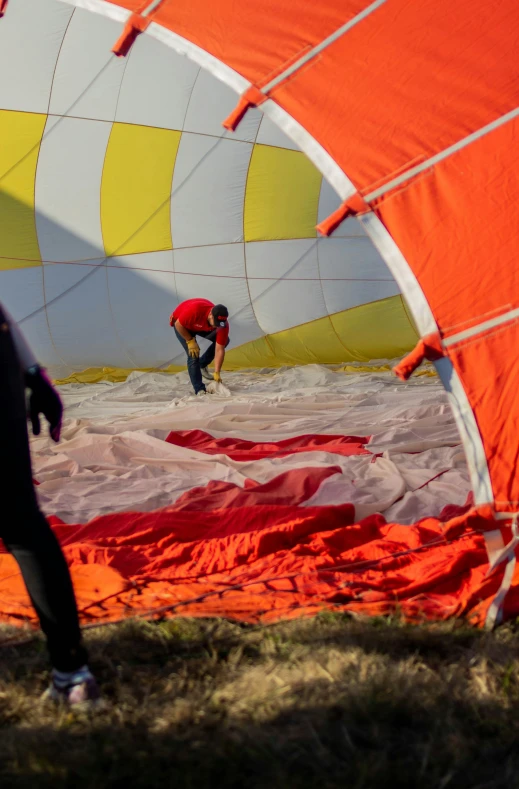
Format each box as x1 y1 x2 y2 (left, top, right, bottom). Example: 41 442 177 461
0 110 45 270
101 123 181 257
244 145 321 242
226 296 418 368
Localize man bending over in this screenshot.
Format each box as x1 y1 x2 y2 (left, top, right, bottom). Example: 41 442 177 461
170 299 229 396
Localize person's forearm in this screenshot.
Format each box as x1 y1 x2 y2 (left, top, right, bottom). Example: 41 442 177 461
174 320 193 341
214 344 225 374
1 302 38 371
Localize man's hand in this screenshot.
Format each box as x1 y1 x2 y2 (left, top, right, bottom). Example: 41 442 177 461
213 371 222 383
187 338 200 359
25 366 63 443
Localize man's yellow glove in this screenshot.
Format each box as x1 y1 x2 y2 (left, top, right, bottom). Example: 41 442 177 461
187 338 200 359
213 371 222 383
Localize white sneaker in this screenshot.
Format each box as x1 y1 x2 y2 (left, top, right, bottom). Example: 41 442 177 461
41 671 102 709
201 367 213 381
196 389 207 396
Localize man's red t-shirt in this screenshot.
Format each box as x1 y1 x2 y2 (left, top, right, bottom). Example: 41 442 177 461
170 299 229 345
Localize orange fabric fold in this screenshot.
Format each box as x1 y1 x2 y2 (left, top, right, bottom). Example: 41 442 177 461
0 479 507 629
316 193 370 236
112 13 151 57
393 332 444 380
222 85 267 131
0 0 9 17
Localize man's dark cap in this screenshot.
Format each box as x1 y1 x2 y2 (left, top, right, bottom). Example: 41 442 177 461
211 304 229 327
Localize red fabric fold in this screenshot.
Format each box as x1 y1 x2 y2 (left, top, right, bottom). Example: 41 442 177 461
0 0 9 18
0 466 511 629
171 465 342 510
165 429 371 460
393 332 444 380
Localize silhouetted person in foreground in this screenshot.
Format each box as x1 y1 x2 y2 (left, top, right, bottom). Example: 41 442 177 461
0 302 100 707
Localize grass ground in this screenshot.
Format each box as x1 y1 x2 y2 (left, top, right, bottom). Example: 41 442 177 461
1 613 519 789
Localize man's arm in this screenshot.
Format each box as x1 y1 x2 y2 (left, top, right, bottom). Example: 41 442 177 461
174 319 194 341
174 319 200 359
214 343 225 375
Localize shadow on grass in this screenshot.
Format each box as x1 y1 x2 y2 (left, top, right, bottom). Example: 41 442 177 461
1 614 519 789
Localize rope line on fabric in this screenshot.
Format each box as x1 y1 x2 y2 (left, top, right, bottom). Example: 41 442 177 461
0 258 390 283
17 134 227 328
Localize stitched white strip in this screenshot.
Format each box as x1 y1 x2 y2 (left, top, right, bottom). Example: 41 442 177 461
147 21 249 93
359 212 436 336
366 106 519 202
443 307 519 348
485 515 519 629
263 0 387 93
486 535 519 574
484 529 506 566
142 0 163 17
485 554 516 630
434 357 493 505
358 214 493 505
58 0 129 23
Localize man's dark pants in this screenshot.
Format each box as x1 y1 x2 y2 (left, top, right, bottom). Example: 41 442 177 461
174 328 229 394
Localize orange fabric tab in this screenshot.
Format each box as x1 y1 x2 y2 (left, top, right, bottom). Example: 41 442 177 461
112 13 151 57
222 86 267 132
393 332 443 380
316 193 370 236
0 0 9 17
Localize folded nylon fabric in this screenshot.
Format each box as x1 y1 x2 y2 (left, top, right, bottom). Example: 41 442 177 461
0 468 506 629
165 429 371 460
31 366 470 524
5 365 509 631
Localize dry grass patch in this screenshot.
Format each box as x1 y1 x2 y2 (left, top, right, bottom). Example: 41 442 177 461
1 614 519 788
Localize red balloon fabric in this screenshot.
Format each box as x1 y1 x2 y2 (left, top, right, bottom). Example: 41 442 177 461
165 430 372 460
2 0 519 626
1 457 517 631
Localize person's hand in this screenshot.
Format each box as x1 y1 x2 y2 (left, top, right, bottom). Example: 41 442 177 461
25 366 63 443
187 338 200 358
213 371 222 383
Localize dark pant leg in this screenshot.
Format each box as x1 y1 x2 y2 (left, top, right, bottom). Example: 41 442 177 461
0 309 87 672
174 326 205 394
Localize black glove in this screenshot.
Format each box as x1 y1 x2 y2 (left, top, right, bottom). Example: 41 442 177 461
24 365 63 443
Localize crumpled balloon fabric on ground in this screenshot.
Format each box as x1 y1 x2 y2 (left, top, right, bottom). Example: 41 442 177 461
29 366 470 525
2 366 513 630
0 466 511 629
